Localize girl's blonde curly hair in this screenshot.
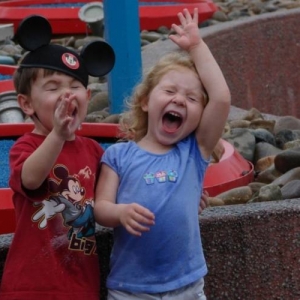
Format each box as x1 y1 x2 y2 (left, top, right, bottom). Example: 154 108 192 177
119 51 208 142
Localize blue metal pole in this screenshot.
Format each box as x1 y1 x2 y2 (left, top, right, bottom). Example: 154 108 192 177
103 0 142 114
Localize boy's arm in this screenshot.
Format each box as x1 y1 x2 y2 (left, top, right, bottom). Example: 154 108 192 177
21 131 65 190
94 163 155 236
21 96 78 190
169 8 231 159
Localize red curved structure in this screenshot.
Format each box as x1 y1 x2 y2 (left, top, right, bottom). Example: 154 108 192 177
0 123 253 234
204 139 254 197
0 0 218 34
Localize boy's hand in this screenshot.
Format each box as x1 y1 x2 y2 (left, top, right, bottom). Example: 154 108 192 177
169 8 201 51
119 203 155 236
53 93 78 140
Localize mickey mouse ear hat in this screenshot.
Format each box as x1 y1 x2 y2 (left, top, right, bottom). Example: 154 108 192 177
15 15 115 87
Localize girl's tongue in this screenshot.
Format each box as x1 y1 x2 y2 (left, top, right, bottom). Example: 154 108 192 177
162 112 182 133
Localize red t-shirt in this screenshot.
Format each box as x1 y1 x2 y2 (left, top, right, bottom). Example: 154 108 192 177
0 133 103 300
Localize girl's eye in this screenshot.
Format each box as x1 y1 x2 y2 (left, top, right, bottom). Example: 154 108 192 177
165 90 175 94
188 95 199 102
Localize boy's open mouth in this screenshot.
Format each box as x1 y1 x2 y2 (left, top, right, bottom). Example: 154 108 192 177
162 112 182 133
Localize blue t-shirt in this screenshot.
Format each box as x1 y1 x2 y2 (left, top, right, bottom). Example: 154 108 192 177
101 134 209 293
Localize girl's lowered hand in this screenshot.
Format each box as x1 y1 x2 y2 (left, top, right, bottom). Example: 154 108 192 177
119 203 155 236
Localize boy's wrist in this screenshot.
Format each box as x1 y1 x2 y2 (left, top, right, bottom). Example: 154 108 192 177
48 129 67 145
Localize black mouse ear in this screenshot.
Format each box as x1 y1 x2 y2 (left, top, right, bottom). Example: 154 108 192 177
15 15 52 51
80 41 115 77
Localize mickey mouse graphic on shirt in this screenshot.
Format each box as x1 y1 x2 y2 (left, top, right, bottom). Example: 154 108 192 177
32 165 96 240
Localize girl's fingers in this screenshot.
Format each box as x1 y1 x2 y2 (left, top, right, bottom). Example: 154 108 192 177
192 8 198 23
181 8 198 24
177 12 187 26
183 8 192 23
125 220 151 237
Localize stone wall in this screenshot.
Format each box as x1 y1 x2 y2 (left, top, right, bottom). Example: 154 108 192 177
2 200 300 299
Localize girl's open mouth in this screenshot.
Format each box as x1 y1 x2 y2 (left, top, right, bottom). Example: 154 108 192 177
162 112 182 133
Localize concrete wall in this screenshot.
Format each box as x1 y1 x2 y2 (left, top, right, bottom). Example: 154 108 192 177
2 199 300 299
201 200 300 299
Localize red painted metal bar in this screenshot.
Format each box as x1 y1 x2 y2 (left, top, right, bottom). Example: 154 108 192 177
0 64 17 75
0 122 120 138
0 80 14 93
0 65 17 92
0 188 15 234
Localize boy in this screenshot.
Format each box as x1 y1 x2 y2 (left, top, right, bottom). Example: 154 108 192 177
0 15 115 300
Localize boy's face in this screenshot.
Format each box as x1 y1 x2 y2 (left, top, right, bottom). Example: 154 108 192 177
21 70 90 136
141 67 204 146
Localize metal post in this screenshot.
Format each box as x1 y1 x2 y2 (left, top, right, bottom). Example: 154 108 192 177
103 0 142 114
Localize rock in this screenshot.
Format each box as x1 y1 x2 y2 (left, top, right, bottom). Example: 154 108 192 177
250 128 276 145
255 164 282 184
253 142 282 164
212 10 229 22
255 155 276 172
242 107 264 121
275 129 300 149
85 110 109 123
101 114 120 124
250 184 282 202
216 186 253 205
274 116 300 134
248 182 266 194
208 197 225 207
283 139 300 150
156 26 170 34
88 83 108 97
281 180 300 199
223 128 256 162
249 119 276 133
87 91 109 114
228 119 250 129
274 147 300 173
272 167 300 187
140 31 163 43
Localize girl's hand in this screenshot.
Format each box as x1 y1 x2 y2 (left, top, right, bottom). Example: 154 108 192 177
169 8 201 51
199 190 209 214
119 203 155 236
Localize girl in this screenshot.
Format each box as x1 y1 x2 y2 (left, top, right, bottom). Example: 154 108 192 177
95 8 230 300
